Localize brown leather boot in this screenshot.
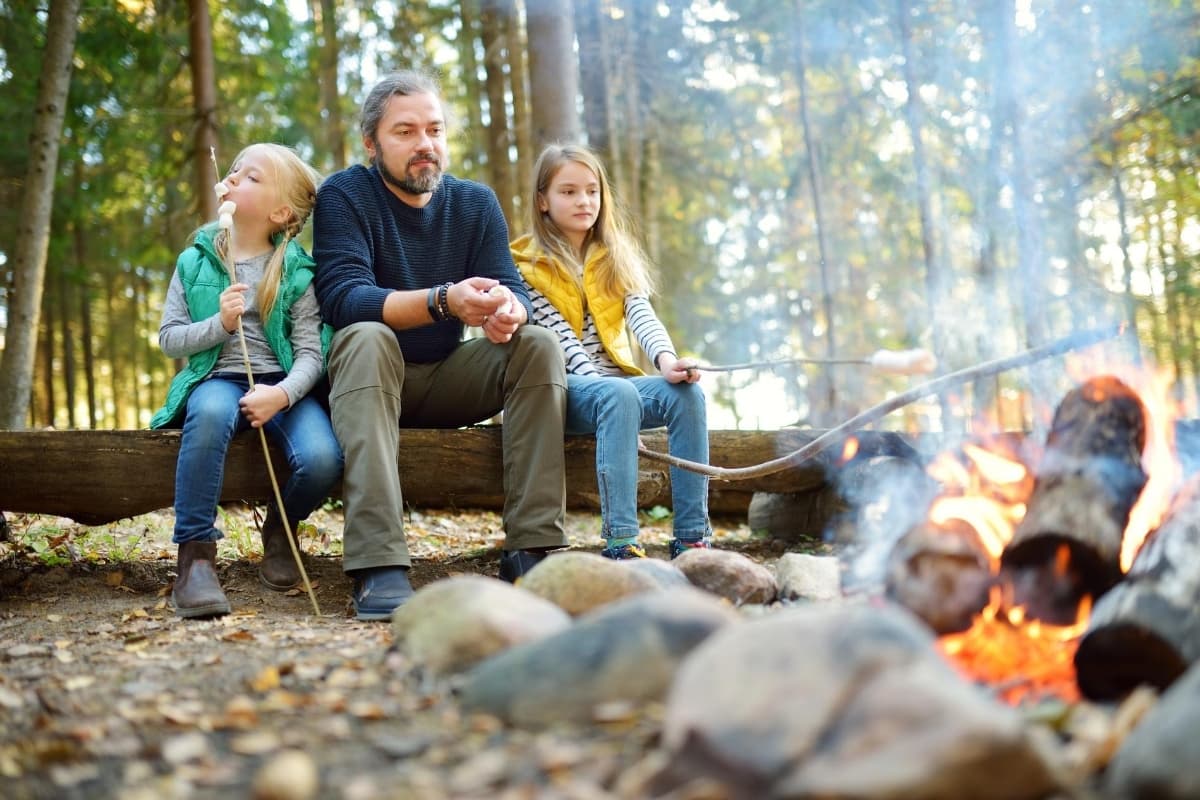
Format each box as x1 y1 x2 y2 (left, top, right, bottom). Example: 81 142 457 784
173 541 231 618
259 509 302 592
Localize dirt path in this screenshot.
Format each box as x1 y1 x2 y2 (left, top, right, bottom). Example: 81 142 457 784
0 508 774 799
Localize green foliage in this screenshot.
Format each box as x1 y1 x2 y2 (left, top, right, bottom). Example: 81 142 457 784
4 0 1199 430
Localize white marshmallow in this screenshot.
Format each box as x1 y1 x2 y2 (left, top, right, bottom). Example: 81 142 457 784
218 212 235 230
214 181 230 198
218 200 237 217
868 348 938 375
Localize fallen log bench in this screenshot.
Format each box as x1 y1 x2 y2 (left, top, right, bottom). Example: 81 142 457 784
0 427 922 526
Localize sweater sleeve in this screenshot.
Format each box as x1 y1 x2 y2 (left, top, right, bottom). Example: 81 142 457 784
527 285 601 376
625 294 676 371
311 177 391 330
158 270 232 359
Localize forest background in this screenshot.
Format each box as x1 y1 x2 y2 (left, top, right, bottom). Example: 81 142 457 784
0 0 1196 436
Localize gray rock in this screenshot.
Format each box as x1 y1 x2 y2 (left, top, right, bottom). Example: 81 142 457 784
1107 663 1200 799
390 575 571 674
516 550 660 615
657 602 1064 799
458 587 738 727
673 548 777 605
774 552 841 601
625 557 692 589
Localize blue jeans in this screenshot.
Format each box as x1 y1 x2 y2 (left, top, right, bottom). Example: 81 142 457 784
173 372 343 544
566 373 710 542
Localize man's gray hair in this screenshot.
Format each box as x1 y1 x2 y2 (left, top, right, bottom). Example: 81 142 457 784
360 70 444 142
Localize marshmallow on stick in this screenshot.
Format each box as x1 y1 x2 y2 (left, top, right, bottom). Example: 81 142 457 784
868 348 938 375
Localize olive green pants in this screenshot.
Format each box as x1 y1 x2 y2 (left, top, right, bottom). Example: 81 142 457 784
327 322 568 571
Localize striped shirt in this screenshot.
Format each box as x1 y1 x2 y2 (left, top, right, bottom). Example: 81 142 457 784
527 289 676 376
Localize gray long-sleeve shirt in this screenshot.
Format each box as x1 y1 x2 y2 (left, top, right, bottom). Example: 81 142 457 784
158 251 324 407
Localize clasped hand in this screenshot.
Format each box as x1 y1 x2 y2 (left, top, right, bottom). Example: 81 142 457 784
448 277 524 344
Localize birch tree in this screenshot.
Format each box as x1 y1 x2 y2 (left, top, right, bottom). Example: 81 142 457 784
0 0 81 429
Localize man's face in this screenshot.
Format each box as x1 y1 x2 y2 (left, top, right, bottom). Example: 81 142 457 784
365 91 449 205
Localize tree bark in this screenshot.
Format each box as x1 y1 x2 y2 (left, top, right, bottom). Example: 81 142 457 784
503 0 533 219
1075 473 1200 701
574 0 615 161
525 0 580 150
0 0 81 429
187 0 219 223
792 1 838 425
316 0 346 171
479 0 516 227
0 428 920 525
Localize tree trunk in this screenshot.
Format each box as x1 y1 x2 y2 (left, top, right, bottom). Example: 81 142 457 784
479 0 516 227
316 0 346 171
457 0 487 173
896 0 952 429
792 1 838 425
0 428 916 524
188 0 219 223
0 0 81 430
504 0 533 220
525 0 580 150
574 0 615 162
58 253 77 429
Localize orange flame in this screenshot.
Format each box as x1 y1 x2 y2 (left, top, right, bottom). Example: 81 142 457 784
930 359 1181 704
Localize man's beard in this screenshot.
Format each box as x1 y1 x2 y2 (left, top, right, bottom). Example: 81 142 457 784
379 151 443 196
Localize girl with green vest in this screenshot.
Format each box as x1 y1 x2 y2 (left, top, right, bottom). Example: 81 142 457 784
151 143 342 618
512 144 712 560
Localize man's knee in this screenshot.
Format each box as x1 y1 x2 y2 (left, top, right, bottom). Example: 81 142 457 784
510 325 566 381
329 322 404 395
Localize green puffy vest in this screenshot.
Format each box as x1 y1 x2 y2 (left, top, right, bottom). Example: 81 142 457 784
149 226 329 428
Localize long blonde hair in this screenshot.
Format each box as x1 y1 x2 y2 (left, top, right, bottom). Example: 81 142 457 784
213 143 321 322
527 144 654 298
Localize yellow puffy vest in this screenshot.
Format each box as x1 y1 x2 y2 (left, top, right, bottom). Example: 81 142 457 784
511 234 643 376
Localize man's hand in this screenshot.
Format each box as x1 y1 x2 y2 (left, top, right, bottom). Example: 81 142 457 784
449 278 526 343
239 384 290 427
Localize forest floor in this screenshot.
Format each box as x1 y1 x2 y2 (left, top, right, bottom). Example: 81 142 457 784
0 505 801 800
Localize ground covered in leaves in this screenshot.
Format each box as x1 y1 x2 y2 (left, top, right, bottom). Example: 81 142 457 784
0 506 791 799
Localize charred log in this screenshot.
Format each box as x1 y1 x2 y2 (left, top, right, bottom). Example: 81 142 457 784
886 517 993 635
1075 474 1200 701
1000 376 1147 624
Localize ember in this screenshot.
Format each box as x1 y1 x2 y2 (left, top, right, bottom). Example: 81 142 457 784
938 588 1090 705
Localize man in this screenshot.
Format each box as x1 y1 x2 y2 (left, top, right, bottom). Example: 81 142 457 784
313 70 568 620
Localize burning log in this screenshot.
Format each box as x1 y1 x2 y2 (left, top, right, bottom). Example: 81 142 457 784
1074 474 1200 701
886 517 993 635
1000 376 1147 624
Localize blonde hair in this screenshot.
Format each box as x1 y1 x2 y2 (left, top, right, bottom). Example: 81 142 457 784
527 144 654 298
213 143 321 322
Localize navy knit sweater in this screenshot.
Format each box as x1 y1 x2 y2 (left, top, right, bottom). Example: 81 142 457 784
312 165 532 364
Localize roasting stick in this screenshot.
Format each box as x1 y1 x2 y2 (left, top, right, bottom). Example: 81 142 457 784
640 324 1124 481
210 149 321 617
696 348 938 375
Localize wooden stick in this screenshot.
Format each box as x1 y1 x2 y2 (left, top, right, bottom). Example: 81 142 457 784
697 356 870 372
639 324 1123 481
210 150 321 617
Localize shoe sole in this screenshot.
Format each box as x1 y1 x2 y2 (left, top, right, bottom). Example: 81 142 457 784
174 600 232 619
353 606 396 621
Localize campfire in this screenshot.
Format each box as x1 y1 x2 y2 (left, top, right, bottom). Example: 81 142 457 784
885 367 1185 705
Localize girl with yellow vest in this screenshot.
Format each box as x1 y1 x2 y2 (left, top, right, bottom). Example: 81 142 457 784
152 143 342 618
512 144 712 559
